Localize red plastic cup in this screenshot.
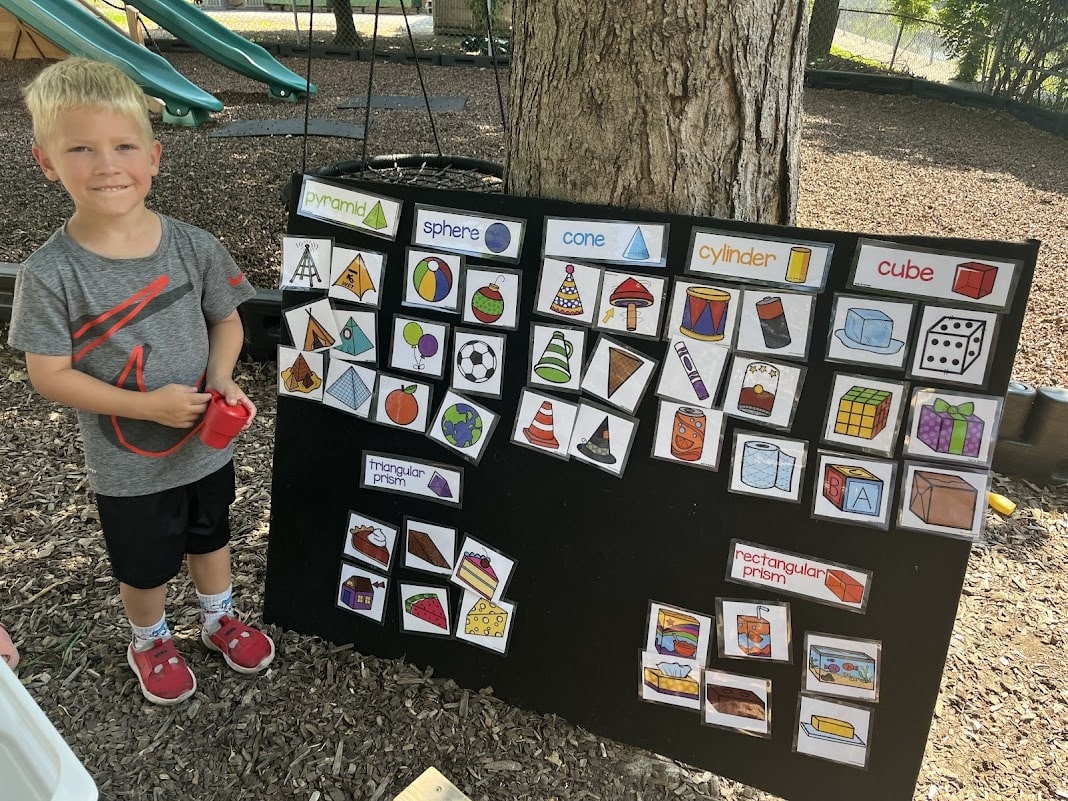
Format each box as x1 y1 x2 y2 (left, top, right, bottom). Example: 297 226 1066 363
199 390 250 449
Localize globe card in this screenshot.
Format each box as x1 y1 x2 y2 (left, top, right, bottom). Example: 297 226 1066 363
427 389 499 465
451 328 507 399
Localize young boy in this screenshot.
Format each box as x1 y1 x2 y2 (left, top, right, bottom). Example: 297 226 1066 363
8 58 274 705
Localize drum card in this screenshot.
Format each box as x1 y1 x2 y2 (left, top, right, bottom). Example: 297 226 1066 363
909 305 999 388
321 359 375 418
639 650 702 711
902 388 1003 467
728 431 808 503
330 308 377 365
529 323 588 394
662 279 741 350
896 462 991 540
567 402 639 478
278 346 325 402
402 517 458 577
402 248 464 313
328 244 386 307
580 335 658 415
793 694 874 769
702 670 773 738
451 328 507 400
342 510 399 573
644 601 715 664
821 373 907 458
372 373 433 434
594 271 667 341
398 584 453 638
534 258 604 327
802 633 881 704
716 598 792 663
336 562 389 624
826 293 916 371
811 451 897 529
735 289 816 361
281 235 332 290
651 400 726 472
389 315 449 379
450 536 516 604
284 297 342 353
461 266 523 330
655 334 730 409
721 355 806 431
456 591 515 655
427 390 499 466
510 388 579 461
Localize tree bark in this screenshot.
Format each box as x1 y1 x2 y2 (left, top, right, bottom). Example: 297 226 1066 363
331 0 359 47
807 0 839 62
506 0 809 226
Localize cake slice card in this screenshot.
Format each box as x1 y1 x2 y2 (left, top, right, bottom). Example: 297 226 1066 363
321 359 375 418
644 601 714 664
451 328 506 400
398 583 453 637
728 431 807 503
793 694 873 769
897 462 990 540
567 402 639 478
389 315 448 379
716 598 792 663
461 266 522 330
655 334 729 409
284 298 342 353
341 510 398 573
534 258 603 327
639 650 701 711
529 323 587 393
579 335 658 414
456 591 515 655
281 235 332 290
662 279 741 349
594 271 667 340
427 390 499 465
909 305 999 387
277 346 325 401
651 401 726 472
510 388 579 461
402 518 458 577
702 670 773 738
735 289 815 361
811 452 897 530
330 309 377 365
821 372 907 458
826 293 916 371
336 562 389 624
903 388 1003 467
450 536 515 603
328 245 386 307
722 355 806 431
803 633 881 704
403 248 463 313
372 374 432 433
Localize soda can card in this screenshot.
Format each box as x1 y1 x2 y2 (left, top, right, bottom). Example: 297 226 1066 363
909 305 999 387
567 403 639 478
452 328 506 400
342 510 398 573
716 598 792 663
826 293 916 371
402 517 457 577
702 670 772 738
336 562 388 624
802 633 881 704
903 387 1003 467
403 248 463 313
662 279 740 349
656 335 729 409
728 431 807 503
897 462 990 540
511 388 579 461
534 258 603 327
735 289 815 361
722 355 806 431
639 650 701 711
821 373 907 458
595 271 667 340
284 298 342 353
456 591 515 655
793 694 873 769
389 316 449 379
373 373 432 433
461 266 522 330
427 390 499 465
811 451 897 530
278 346 325 401
644 601 714 664
281 235 332 290
330 308 377 364
651 401 726 472
580 335 658 415
328 245 385 307
529 324 587 394
321 359 375 418
399 583 452 637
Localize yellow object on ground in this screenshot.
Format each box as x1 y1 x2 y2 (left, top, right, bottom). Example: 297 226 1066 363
988 491 1017 516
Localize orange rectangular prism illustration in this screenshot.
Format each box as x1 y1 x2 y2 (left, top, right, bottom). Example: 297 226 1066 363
824 569 863 604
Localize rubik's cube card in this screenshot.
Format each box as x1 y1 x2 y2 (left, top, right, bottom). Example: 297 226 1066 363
821 373 907 458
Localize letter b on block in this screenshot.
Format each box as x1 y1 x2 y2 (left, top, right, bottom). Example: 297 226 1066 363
823 464 883 516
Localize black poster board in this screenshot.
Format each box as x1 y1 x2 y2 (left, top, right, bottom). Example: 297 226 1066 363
264 176 1038 801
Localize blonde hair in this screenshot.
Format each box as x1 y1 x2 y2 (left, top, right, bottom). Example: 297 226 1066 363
23 57 154 148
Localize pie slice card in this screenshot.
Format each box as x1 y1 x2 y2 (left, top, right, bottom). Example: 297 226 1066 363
284 298 342 353
662 279 741 349
534 258 603 327
372 373 432 433
909 305 999 387
651 400 726 471
567 402 639 478
389 315 448 379
281 235 332 290
511 388 579 461
579 336 658 414
329 309 377 365
336 562 388 624
321 359 375 418
736 289 815 361
341 510 398 573
529 324 587 394
451 328 506 400
461 266 522 330
399 583 452 637
722 355 806 431
639 650 701 711
328 244 386 307
716 598 792 663
902 388 1003 467
277 346 325 401
826 293 916 371
793 694 873 769
702 670 772 738
897 462 990 540
811 451 897 530
402 518 457 577
821 373 907 458
450 536 516 603
728 430 807 503
595 271 667 340
403 248 463 313
427 390 499 465
456 591 515 655
655 335 729 409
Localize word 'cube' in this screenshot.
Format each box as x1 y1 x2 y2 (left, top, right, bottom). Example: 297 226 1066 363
823 463 884 516
920 317 985 375
909 470 977 529
952 261 998 300
834 385 892 439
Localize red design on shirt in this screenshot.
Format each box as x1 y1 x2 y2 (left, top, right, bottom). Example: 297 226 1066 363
228 272 245 287
72 275 170 363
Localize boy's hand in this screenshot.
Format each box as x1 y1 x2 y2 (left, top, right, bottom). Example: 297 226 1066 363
145 384 212 428
205 378 257 431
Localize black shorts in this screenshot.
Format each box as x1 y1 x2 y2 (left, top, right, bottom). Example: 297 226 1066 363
96 461 236 589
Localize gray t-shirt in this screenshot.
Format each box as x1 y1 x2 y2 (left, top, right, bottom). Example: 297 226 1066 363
7 213 256 497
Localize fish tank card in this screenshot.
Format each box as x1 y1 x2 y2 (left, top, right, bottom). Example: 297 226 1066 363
792 694 874 769
330 309 378 365
909 305 999 388
662 279 741 349
728 431 807 503
336 562 389 624
402 517 458 577
296 175 401 240
902 388 1003 468
402 248 464 313
510 388 579 461
427 390 499 466
360 451 463 508
726 540 872 614
820 373 908 458
284 297 342 353
567 403 639 478
388 316 449 379
534 258 604 327
656 335 729 409
849 238 1022 312
811 452 897 530
277 346 325 402
543 217 668 268
721 355 806 431
451 328 507 400
686 228 833 293
456 591 515 655
412 204 526 263
651 401 726 472
372 373 433 434
825 293 916 371
461 266 523 330
341 510 399 573
644 601 714 665
529 324 588 394
328 245 386 307
322 360 375 418
716 598 792 663
735 289 816 361
702 670 773 738
398 583 453 638
594 271 668 341
450 536 515 603
639 650 701 711
802 633 881 704
897 462 991 540
281 235 333 290
580 336 658 415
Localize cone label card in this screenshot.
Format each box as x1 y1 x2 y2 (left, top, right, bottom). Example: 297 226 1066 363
544 217 668 268
329 245 386 307
687 228 833 292
510 388 579 461
298 176 402 240
413 204 526 262
281 236 332 290
534 258 603 326
360 451 463 507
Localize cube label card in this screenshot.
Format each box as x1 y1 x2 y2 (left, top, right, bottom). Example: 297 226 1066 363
451 328 507 400
595 271 667 340
826 293 916 371
821 373 907 457
534 258 603 327
716 598 792 663
702 670 772 738
656 334 730 409
722 355 806 431
728 431 807 503
427 390 499 465
803 633 881 703
651 401 726 471
330 309 377 365
278 347 325 401
511 388 579 461
903 388 1003 467
372 373 432 433
322 359 375 418
793 694 873 769
328 245 385 307
736 290 816 361
457 591 515 655
687 229 833 292
284 298 342 353
281 235 332 290
336 562 388 624
399 583 453 637
403 248 463 313
412 205 525 262
389 316 448 379
897 462 990 540
543 217 668 268
644 602 714 664
461 266 522 330
580 336 658 415
567 403 639 478
910 305 998 387
342 510 398 573
529 324 587 393
403 518 457 577
639 650 701 711
812 451 897 529
662 279 741 350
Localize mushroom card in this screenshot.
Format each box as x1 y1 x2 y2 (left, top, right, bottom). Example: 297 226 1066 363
281 235 332 290
398 583 453 637
511 388 579 461
451 328 507 400
534 258 604 327
372 373 432 433
284 297 342 353
651 400 726 472
662 279 741 350
336 562 388 624
403 248 463 313
427 390 499 466
328 244 386 307
655 334 730 409
321 359 375 418
329 308 377 365
461 266 522 330
721 355 806 431
402 517 458 577
594 271 667 340
277 346 325 402
451 536 516 603
389 315 449 379
529 323 587 393
341 510 398 573
579 335 658 414
456 590 515 655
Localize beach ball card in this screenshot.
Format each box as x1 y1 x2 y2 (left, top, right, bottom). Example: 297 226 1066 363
284 297 342 353
281 235 332 290
897 462 990 540
461 266 522 330
336 562 389 624
451 536 516 603
328 244 386 307
402 517 458 577
398 583 453 638
736 289 816 361
372 373 432 433
826 293 916 371
702 670 773 738
580 335 658 415
811 451 897 529
567 402 638 478
456 590 515 655
662 279 741 350
639 650 701 711
792 694 873 769
534 258 603 327
529 324 587 394
802 633 881 704
389 315 449 379
728 430 807 503
451 328 507 400
909 305 999 387
321 359 375 418
716 598 792 663
722 355 806 431
651 400 726 472
341 510 398 573
821 373 907 457
902 387 1003 467
427 390 499 465
277 346 325 402
594 271 667 341
403 248 463 313
644 601 714 664
510 388 579 461
329 308 377 365
656 334 730 409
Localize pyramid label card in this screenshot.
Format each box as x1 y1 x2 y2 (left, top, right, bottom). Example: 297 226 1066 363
284 298 342 353
281 235 332 290
277 346 325 401
336 562 389 623
897 462 990 540
388 316 448 379
802 633 881 704
567 402 638 478
534 258 604 327
702 670 772 738
427 390 499 466
662 279 741 349
594 271 667 340
342 510 398 573
510 388 579 461
402 518 457 577
903 388 1003 467
461 266 522 330
402 248 463 313
909 305 999 388
372 373 432 433
722 355 806 431
826 293 916 371
687 228 833 292
543 217 668 268
330 309 377 365
451 328 507 400
728 431 807 503
360 451 463 507
736 289 815 361
644 601 714 664
639 650 701 711
716 598 792 663
450 536 516 603
399 583 453 637
651 401 726 472
580 336 658 414
328 245 386 307
793 694 873 769
656 335 729 409
821 373 907 458
413 204 525 262
529 324 587 394
456 591 515 655
322 359 375 418
297 176 401 240
811 451 897 530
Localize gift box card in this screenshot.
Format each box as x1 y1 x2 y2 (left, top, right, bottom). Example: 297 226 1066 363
821 373 907 458
903 388 1003 467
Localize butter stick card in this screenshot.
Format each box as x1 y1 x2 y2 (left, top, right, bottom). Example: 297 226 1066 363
793 693 874 769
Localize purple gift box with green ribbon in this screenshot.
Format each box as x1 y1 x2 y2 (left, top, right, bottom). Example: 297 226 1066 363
917 398 985 457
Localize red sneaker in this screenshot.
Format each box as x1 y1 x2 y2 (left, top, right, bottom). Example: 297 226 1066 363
202 615 275 674
126 639 196 705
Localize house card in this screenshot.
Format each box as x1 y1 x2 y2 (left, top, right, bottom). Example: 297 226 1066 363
360 451 463 507
722 355 806 431
277 346 325 402
402 517 458 577
402 248 463 313
716 598 792 663
811 451 897 530
909 305 999 387
534 258 604 327
543 217 668 268
450 535 516 603
728 431 807 503
336 562 389 624
510 388 579 461
594 271 667 340
803 633 881 704
529 324 587 394
341 510 398 573
580 335 658 414
328 245 386 307
735 289 815 361
651 401 726 472
644 601 714 665
372 373 433 433
662 279 740 349
427 390 499 465
461 266 522 330
567 402 639 478
456 591 515 655
686 228 833 292
897 462 991 540
821 373 907 457
388 316 449 379
655 334 730 409
903 388 1003 467
702 669 772 738
826 293 916 371
412 204 526 262
281 235 332 290
321 359 375 418
451 328 507 400
793 694 874 769
330 308 377 365
284 298 342 353
398 583 453 637
639 650 701 711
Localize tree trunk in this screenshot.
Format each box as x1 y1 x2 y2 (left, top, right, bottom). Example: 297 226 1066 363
506 0 809 226
331 0 359 47
807 0 840 63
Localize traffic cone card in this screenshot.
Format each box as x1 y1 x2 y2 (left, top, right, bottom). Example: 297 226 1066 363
278 346 324 401
330 309 377 364
510 388 578 461
322 359 376 418
284 298 341 354
281 236 331 290
579 335 658 415
568 403 637 477
529 324 586 393
329 245 385 307
534 258 603 326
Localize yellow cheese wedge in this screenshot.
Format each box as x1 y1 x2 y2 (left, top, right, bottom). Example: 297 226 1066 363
811 715 855 739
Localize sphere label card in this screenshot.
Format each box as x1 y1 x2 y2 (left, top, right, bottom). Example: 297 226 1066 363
534 258 604 327
451 328 507 400
702 670 773 738
413 204 526 262
403 248 463 313
427 390 499 465
297 176 401 240
543 217 668 268
328 244 386 307
360 451 463 507
686 228 833 292
336 562 389 624
461 266 523 330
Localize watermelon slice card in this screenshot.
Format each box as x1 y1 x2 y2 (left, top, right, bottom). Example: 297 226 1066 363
399 584 452 637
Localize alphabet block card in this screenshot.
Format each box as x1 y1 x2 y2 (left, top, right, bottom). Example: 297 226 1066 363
897 462 990 540
595 271 667 340
451 536 516 603
529 324 587 394
639 650 701 711
736 289 816 361
456 591 515 655
651 401 726 471
284 298 342 353
511 388 579 461
543 217 668 268
399 583 453 637
821 373 907 457
802 633 881 704
461 266 522 330
278 347 325 401
794 695 873 769
728 431 807 503
909 305 999 387
342 510 398 573
580 336 658 414
322 359 375 418
328 245 385 307
403 248 463 313
281 235 332 290
451 328 506 400
686 228 833 293
567 403 639 478
716 599 792 663
427 390 499 465
662 280 740 349
811 452 897 529
656 335 729 409
903 388 1003 467
412 204 525 262
402 517 457 577
373 374 432 433
534 258 604 327
389 316 448 379
722 355 806 431
702 670 772 738
644 601 714 664
826 293 916 371
330 309 377 364
336 562 388 624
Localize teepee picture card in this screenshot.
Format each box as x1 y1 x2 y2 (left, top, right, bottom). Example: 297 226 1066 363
534 258 603 327
281 235 332 290
330 308 377 365
328 244 386 307
321 359 375 418
284 298 342 353
277 346 325 401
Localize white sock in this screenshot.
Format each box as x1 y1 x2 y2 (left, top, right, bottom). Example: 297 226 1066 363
131 614 170 652
197 585 234 635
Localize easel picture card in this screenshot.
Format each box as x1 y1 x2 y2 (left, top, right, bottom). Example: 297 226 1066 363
330 308 377 365
372 373 433 433
398 583 453 637
821 373 907 457
534 258 604 327
702 670 772 738
811 451 897 529
716 598 792 663
655 335 729 409
451 328 506 399
567 403 639 478
336 562 389 624
529 324 587 393
360 451 463 507
456 591 515 655
686 228 833 292
803 633 881 703
579 335 658 414
321 359 375 418
461 266 522 330
510 388 579 461
427 390 499 465
594 271 667 340
728 431 807 503
909 305 999 387
644 601 714 664
328 245 385 307
281 235 332 290
403 248 463 313
897 462 990 540
388 316 449 379
793 694 873 769
278 346 325 401
543 217 668 268
402 517 457 577
342 510 399 573
412 204 526 262
903 388 1002 467
651 401 725 471
284 297 342 353
826 293 916 370
735 290 815 360
722 355 806 431
662 279 740 349
451 536 515 603
639 650 701 711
